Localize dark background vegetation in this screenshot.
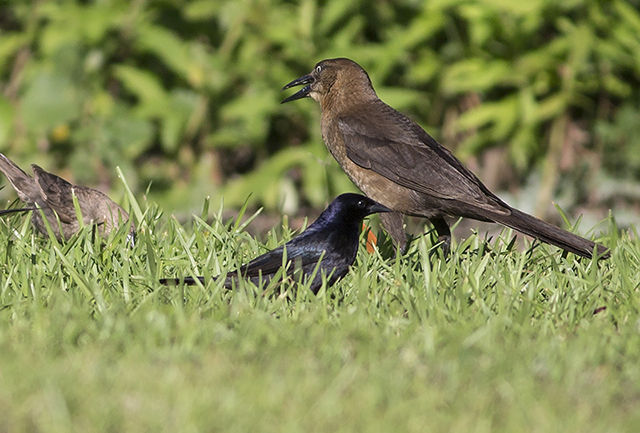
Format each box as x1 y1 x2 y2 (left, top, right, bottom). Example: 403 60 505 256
1 0 639 229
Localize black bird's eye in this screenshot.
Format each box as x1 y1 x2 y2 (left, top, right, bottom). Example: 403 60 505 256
357 200 365 208
315 65 322 74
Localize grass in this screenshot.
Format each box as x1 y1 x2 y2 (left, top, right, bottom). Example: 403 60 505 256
0 190 638 433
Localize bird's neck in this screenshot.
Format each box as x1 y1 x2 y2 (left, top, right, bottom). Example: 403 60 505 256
315 217 361 254
308 213 360 239
320 81 377 113
305 214 362 264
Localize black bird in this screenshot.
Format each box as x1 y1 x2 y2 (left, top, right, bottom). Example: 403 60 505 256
160 193 391 293
0 153 133 241
282 58 609 259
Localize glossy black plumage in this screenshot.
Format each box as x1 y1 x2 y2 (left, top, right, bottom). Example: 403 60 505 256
160 193 390 293
282 58 609 259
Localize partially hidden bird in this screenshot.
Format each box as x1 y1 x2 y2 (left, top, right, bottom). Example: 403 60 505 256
160 193 391 293
0 153 133 241
282 58 609 259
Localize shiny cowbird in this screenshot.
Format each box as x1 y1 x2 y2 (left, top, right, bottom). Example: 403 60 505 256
282 58 609 259
160 193 390 293
0 153 133 241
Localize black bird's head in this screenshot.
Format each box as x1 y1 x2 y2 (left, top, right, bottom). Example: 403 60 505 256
318 193 390 226
282 58 377 108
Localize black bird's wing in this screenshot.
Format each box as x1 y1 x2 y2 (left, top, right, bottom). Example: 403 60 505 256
161 246 328 288
237 242 326 279
338 102 510 215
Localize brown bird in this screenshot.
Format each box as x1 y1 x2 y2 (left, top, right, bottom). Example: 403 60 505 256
0 153 133 241
282 58 609 259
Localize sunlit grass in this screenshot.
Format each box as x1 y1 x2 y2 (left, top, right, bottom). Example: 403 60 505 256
0 190 638 433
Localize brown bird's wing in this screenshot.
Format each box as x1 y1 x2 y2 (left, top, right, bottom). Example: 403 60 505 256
72 185 128 221
338 103 510 215
33 164 131 236
31 165 78 223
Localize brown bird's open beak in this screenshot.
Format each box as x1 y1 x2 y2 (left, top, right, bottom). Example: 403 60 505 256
281 74 314 103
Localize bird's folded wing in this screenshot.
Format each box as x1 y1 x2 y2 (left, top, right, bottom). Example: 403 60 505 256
337 112 510 214
238 245 325 279
32 165 77 223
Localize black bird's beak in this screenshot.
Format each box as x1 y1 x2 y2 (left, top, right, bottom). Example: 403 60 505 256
281 74 314 103
369 203 392 214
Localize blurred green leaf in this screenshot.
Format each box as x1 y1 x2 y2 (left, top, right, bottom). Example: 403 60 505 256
210 86 278 147
442 59 512 94
0 96 14 147
317 1 355 35
161 90 200 152
105 111 154 160
114 65 167 108
183 1 221 20
0 33 28 71
535 94 567 123
377 87 423 111
614 0 640 34
457 96 518 137
20 72 81 133
135 24 207 88
222 147 312 209
38 1 123 55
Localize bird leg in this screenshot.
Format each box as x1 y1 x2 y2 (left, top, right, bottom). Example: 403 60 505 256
430 216 451 256
379 211 407 253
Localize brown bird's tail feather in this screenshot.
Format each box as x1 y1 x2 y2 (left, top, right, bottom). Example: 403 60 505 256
0 154 40 203
159 276 204 285
493 208 609 259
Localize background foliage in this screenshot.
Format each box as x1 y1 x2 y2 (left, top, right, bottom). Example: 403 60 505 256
1 0 639 223
0 3 638 430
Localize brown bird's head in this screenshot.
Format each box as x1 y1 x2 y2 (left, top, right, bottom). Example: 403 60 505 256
282 58 377 109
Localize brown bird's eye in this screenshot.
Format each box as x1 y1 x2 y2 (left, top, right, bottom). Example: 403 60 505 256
315 65 322 74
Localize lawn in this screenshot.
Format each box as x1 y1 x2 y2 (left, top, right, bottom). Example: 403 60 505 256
0 193 638 433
